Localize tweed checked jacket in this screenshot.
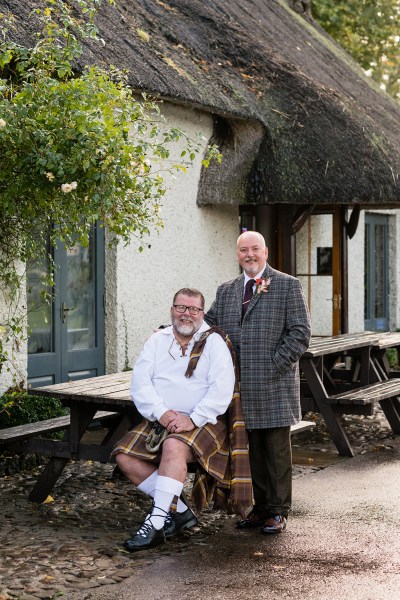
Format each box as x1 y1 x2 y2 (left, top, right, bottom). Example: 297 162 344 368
205 264 311 429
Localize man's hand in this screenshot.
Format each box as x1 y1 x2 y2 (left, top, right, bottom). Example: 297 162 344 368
158 410 179 429
167 413 195 434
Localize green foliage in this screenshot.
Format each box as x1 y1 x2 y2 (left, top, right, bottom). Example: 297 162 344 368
0 388 68 428
312 0 400 102
386 347 399 368
0 0 221 379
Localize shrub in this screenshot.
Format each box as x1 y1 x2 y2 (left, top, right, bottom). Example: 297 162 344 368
0 387 68 428
386 347 399 369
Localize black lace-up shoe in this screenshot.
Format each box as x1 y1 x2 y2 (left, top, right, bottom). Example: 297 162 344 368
164 507 198 539
123 520 166 551
124 504 167 551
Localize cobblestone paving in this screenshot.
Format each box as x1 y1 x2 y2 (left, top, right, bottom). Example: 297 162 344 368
0 408 396 600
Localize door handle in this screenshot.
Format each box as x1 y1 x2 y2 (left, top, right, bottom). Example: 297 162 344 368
326 295 342 309
62 302 75 323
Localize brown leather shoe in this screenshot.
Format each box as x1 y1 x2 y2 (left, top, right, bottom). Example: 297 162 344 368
260 515 287 534
236 510 269 529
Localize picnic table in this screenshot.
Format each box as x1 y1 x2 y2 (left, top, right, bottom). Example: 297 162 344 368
300 331 400 457
2 331 399 499
2 372 139 502
2 371 315 503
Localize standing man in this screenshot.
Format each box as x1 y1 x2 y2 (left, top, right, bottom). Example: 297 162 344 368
205 231 311 534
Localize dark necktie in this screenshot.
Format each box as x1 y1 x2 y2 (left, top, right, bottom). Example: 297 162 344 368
242 279 255 317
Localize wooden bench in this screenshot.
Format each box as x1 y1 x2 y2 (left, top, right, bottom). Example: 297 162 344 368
290 420 315 435
0 415 315 447
327 379 400 434
327 379 400 405
0 411 118 447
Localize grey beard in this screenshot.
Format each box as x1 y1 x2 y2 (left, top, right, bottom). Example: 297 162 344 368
173 320 202 337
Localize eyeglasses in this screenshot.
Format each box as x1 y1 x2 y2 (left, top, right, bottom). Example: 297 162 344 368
173 304 204 315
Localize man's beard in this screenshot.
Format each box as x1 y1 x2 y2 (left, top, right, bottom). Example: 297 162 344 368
172 316 202 338
244 259 260 275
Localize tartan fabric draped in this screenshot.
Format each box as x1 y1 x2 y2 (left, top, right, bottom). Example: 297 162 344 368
191 385 253 517
185 325 237 379
112 326 253 517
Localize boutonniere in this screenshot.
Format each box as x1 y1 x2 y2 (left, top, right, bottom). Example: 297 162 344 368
255 276 271 294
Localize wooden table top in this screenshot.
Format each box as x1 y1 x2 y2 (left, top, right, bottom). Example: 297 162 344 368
28 371 132 406
372 332 400 349
303 331 400 358
303 332 380 358
27 332 400 400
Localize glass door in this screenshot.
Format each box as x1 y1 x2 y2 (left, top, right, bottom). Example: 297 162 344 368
296 208 342 336
364 214 389 331
27 223 105 387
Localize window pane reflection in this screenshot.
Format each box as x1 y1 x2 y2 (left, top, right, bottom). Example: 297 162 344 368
27 248 53 354
66 234 96 350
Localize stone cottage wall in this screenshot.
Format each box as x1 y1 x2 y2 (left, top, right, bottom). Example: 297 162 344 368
104 103 239 372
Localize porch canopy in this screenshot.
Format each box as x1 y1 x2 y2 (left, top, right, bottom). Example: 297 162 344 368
6 0 400 207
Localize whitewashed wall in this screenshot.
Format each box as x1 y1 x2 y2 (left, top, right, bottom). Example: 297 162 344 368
394 213 400 330
105 103 239 372
347 212 365 333
0 267 27 394
387 210 400 331
296 214 333 336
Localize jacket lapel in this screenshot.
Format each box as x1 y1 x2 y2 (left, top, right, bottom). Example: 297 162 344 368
234 275 244 318
243 266 271 319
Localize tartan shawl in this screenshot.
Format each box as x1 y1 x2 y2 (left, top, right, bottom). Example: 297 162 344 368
185 326 252 516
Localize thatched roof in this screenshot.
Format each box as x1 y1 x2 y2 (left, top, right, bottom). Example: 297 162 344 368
3 0 400 205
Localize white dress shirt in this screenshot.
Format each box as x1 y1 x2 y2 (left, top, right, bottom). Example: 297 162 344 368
243 262 267 295
130 321 235 427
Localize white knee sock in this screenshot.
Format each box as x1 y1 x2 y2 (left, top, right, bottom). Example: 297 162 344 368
137 470 158 496
138 471 187 513
149 476 184 530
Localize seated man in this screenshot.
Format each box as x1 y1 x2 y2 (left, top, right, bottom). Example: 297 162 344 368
112 287 251 552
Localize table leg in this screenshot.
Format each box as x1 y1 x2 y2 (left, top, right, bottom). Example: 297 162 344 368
28 457 70 502
366 350 400 434
69 403 97 458
359 346 371 385
370 348 390 381
100 415 134 448
379 398 400 434
301 359 354 457
28 403 98 502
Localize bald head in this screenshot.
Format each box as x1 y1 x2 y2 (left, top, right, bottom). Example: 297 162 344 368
237 231 266 249
237 231 268 277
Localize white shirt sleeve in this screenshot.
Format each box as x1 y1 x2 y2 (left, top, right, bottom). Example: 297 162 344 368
130 334 167 422
189 334 235 427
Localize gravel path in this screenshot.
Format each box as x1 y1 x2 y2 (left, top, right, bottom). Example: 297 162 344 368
0 408 396 600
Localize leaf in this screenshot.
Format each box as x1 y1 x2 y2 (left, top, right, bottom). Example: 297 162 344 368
43 495 55 504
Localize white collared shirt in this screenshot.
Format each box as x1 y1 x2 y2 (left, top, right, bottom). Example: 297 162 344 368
130 321 235 427
243 263 267 295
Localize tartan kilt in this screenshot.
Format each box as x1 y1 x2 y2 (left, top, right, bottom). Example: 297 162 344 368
112 417 229 484
112 399 253 518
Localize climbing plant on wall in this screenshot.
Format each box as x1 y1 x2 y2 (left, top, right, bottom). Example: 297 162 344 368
0 0 221 379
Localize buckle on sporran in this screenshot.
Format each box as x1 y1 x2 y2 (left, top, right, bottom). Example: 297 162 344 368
145 421 169 453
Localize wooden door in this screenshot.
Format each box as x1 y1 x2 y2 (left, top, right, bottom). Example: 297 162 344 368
27 223 105 387
295 207 342 335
